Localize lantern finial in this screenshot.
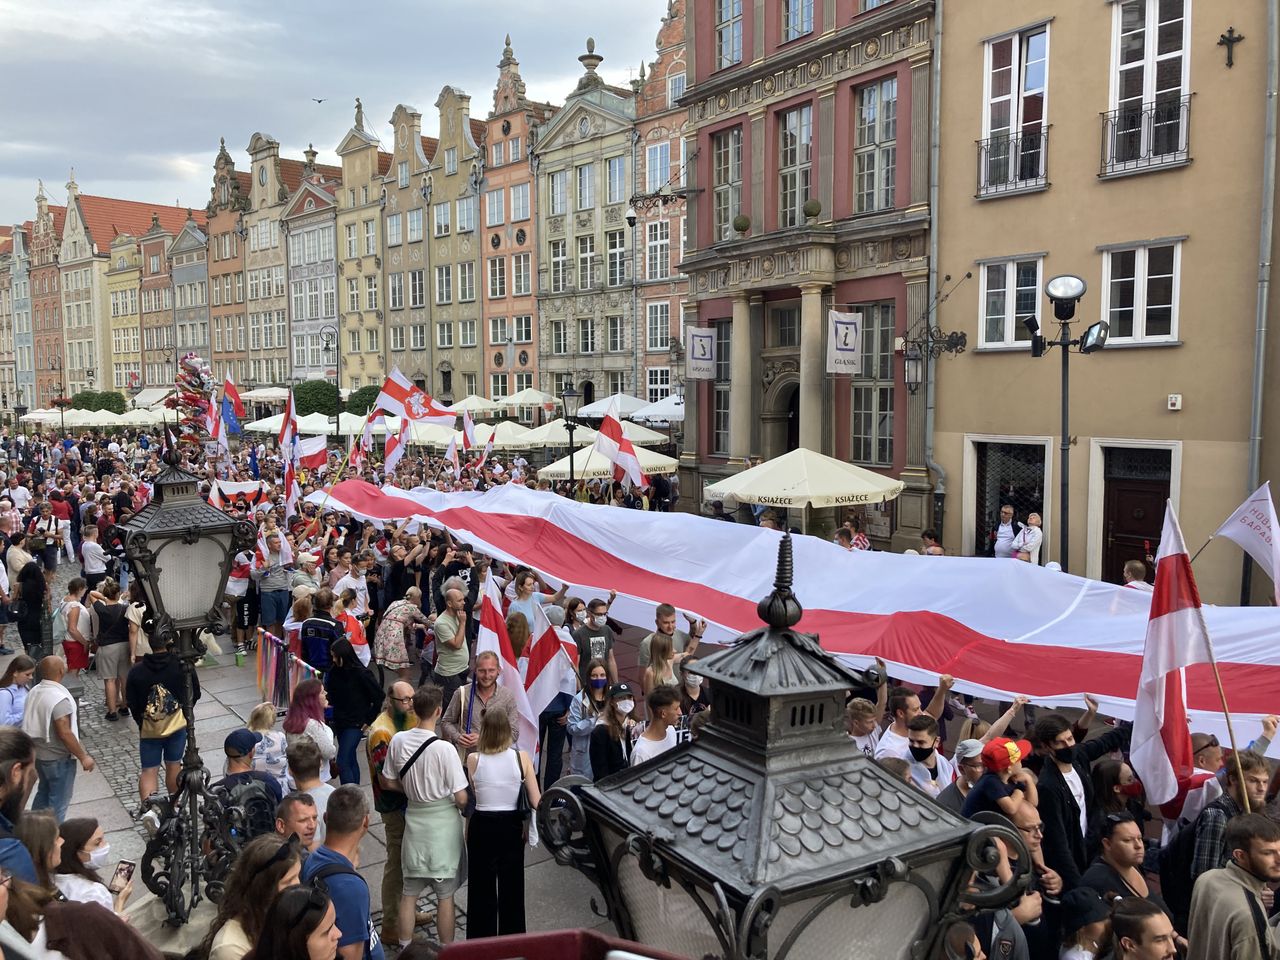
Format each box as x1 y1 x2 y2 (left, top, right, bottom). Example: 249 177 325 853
757 532 802 628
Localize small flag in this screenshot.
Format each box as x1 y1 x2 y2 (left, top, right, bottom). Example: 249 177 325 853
591 397 649 489
445 434 461 479
1213 481 1280 604
278 390 298 447
221 395 241 435
384 418 409 474
462 410 476 452
223 375 245 419
248 444 260 480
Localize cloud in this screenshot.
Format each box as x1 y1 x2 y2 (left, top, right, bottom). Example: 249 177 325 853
0 0 671 221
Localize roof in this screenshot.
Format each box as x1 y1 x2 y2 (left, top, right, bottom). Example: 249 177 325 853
77 195 201 254
377 151 393 176
469 118 486 145
279 157 342 194
0 227 11 257
51 205 67 236
235 171 252 193
420 136 439 162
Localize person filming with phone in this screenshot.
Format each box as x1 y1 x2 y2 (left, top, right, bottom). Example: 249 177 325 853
53 817 133 917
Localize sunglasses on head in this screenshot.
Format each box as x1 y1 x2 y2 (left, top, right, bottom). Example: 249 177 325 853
1194 735 1220 753
265 833 300 869
288 883 330 927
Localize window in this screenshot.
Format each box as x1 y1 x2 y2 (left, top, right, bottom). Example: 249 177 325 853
457 262 475 302
413 325 428 350
716 0 743 69
291 280 306 319
492 141 505 167
274 266 285 297
549 171 568 215
712 127 743 241
463 372 478 396
407 208 424 243
576 164 595 209
292 334 306 369
647 367 671 402
435 265 452 304
550 240 568 292
391 326 405 351
646 221 670 280
514 314 532 343
851 302 896 466
386 213 403 246
511 253 531 296
306 278 321 318
459 319 477 347
646 143 671 192
398 160 410 188
778 104 813 226
509 136 522 161
1105 0 1190 173
772 305 799 347
365 275 379 310
434 202 451 236
408 268 425 308
434 322 450 348
248 271 260 301
551 319 567 354
389 272 404 310
578 318 596 354
511 183 530 221
981 28 1048 194
489 373 508 399
348 330 361 353
346 277 362 312
486 257 506 298
444 148 458 175
485 188 505 227
577 236 595 288
647 302 670 351
1103 242 1179 341
980 258 1041 347
855 79 897 213
604 230 627 287
490 316 508 345
457 196 477 232
364 219 376 254
668 72 686 105
322 276 335 317
783 0 813 40
303 230 318 264
345 224 358 259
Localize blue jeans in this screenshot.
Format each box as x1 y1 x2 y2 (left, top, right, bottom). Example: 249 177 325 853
33 757 76 823
335 726 363 785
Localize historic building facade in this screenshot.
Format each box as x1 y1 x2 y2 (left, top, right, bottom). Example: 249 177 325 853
169 215 211 363
30 186 66 406
481 37 555 414
106 235 142 394
679 1 935 545
10 225 33 410
0 229 13 412
281 153 339 385
57 175 106 396
206 140 250 385
138 215 175 388
534 39 638 404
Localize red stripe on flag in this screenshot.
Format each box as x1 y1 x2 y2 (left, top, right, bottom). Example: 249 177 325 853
1151 552 1201 619
1159 668 1196 783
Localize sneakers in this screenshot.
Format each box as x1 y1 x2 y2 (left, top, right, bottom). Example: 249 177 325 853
139 809 161 837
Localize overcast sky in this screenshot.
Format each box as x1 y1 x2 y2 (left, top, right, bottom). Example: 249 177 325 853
0 0 671 226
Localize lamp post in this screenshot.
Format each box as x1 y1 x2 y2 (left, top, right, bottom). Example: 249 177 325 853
49 356 65 437
667 338 686 449
320 323 340 436
13 404 26 438
1024 275 1109 572
561 383 581 489
112 454 255 925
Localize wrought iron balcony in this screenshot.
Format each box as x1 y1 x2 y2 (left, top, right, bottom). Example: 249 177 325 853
977 129 1049 197
1100 95 1191 176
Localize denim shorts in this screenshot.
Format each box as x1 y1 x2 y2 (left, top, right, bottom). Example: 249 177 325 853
139 729 187 769
259 589 291 627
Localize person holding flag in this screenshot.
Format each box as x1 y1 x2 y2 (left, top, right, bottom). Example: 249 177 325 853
591 396 648 489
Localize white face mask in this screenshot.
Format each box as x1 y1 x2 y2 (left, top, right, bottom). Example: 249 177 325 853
615 699 635 716
685 673 703 688
85 843 110 869
574 610 587 623
592 615 608 629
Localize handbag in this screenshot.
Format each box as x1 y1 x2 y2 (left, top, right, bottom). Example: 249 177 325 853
513 748 532 820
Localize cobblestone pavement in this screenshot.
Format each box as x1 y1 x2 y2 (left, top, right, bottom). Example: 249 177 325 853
3 560 612 951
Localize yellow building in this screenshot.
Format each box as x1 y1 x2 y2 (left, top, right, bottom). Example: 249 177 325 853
106 234 142 395
931 0 1278 602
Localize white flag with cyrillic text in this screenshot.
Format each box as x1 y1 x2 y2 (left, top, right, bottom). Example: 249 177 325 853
1214 481 1280 603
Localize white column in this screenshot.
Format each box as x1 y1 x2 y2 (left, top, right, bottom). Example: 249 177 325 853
798 282 826 452
729 293 752 459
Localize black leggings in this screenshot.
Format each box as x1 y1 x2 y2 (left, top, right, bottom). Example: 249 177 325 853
17 619 41 654
465 810 526 939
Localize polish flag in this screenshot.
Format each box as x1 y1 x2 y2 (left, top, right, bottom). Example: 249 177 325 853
375 368 455 427
591 397 648 489
278 390 298 448
384 418 409 474
445 434 461 479
295 435 329 471
1130 503 1216 805
223 375 245 419
461 410 476 452
476 572 539 758
525 599 580 718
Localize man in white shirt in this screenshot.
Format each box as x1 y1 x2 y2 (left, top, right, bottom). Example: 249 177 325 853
6 479 30 512
632 687 680 766
80 526 109 592
1123 559 1155 592
334 550 371 616
874 678 952 760
904 714 956 798
990 504 1020 559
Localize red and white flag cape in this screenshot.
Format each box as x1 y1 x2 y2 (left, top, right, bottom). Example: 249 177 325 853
223 375 245 419
376 368 455 427
476 572 539 758
278 390 298 447
1215 481 1280 604
445 434 461 479
591 397 648 489
525 600 580 718
254 526 294 570
384 418 409 474
295 435 329 471
461 410 476 452
1130 503 1216 805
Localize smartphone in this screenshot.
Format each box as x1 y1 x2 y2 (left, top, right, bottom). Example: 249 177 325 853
107 859 136 894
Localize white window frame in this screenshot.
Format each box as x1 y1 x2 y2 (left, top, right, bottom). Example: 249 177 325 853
646 221 670 280
386 213 403 246
667 72 686 106
435 322 452 348
1106 0 1191 169
513 315 532 343
511 183 530 221
977 255 1042 348
646 301 670 351
578 317 596 355
855 78 898 213
646 143 671 193
980 26 1050 194
782 0 814 41
647 366 671 402
778 103 813 227
576 163 595 209
549 171 567 216
456 262 475 303
713 127 743 242
485 188 505 227
459 318 477 347
606 157 626 204
488 257 507 299
715 0 743 69
407 207 424 243
435 265 452 304
1099 240 1181 343
434 202 451 237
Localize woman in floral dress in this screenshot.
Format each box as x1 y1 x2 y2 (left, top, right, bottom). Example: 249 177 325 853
374 585 432 682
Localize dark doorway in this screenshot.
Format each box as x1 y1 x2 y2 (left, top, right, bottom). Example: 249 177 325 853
1102 447 1171 585
785 386 800 453
581 380 595 406
974 441 1046 555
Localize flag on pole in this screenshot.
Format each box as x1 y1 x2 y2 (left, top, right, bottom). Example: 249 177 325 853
283 459 300 521
295 435 329 471
213 409 231 461
591 397 649 489
254 525 294 570
1214 481 1280 603
445 434 461 479
1130 503 1216 806
461 409 476 452
278 390 298 447
248 444 260 480
349 435 366 472
470 435 494 471
476 572 539 759
525 600 580 717
375 368 456 427
384 418 409 473
223 375 245 419
204 391 219 438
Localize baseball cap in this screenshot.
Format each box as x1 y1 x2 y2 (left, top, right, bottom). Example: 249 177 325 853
298 553 319 565
981 737 1032 772
1060 888 1111 940
291 585 313 601
954 739 985 762
224 728 263 757
607 682 636 699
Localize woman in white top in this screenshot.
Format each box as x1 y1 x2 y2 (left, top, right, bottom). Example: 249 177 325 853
465 707 541 939
282 678 337 782
199 833 302 960
1011 512 1044 565
53 817 132 917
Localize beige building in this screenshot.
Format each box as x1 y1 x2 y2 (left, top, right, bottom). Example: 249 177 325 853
106 235 142 394
931 0 1278 602
335 99 392 391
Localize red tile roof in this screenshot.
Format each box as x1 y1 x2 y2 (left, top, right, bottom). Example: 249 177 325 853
77 195 203 251
235 171 252 193
377 151 393 176
51 206 67 237
279 157 343 194
469 118 486 145
420 136 439 162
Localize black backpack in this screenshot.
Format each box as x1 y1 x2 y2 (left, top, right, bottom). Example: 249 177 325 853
220 775 277 843
310 862 376 960
1158 797 1228 934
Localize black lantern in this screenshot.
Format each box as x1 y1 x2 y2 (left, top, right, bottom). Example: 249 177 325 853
112 449 256 925
903 345 924 396
561 384 582 488
539 535 1027 959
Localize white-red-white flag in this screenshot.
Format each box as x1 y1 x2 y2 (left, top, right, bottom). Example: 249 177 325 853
254 525 294 570
294 435 329 471
461 409 476 452
1130 503 1216 805
223 375 245 419
1214 481 1280 604
283 459 300 521
591 397 649 489
525 600 580 718
278 390 298 448
475 572 539 759
445 434 461 479
375 368 455 427
384 418 409 474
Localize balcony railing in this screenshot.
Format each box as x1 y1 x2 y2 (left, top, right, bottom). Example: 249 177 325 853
1100 95 1191 176
977 129 1049 197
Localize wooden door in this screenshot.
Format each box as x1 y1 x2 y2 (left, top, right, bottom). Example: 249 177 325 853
1103 475 1169 584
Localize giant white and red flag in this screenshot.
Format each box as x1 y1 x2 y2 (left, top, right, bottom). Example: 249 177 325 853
475 571 539 757
1214 481 1280 604
375 368 455 427
1130 503 1216 805
591 397 648 488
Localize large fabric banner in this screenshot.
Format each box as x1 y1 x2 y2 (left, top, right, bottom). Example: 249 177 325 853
307 481 1280 748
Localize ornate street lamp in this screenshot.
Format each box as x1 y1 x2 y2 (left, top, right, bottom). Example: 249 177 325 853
320 323 341 434
561 383 582 489
112 448 256 925
539 535 1028 959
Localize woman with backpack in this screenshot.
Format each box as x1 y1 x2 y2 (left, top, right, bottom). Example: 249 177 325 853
124 631 196 809
323 639 382 785
0 655 35 726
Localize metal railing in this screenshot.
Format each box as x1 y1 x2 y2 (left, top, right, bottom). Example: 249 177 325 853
1101 95 1191 176
977 129 1049 196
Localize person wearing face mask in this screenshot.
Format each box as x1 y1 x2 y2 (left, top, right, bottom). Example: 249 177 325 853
679 656 711 718
52 818 132 917
1187 813 1280 960
572 597 619 686
1092 759 1151 835
1057 887 1111 960
589 683 638 782
904 714 956 798
567 659 610 780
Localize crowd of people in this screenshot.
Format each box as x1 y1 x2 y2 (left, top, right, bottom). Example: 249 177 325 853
0 426 1270 960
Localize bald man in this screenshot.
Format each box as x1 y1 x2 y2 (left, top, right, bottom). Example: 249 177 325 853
21 657 94 822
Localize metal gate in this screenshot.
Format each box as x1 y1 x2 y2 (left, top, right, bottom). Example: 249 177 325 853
974 441 1046 555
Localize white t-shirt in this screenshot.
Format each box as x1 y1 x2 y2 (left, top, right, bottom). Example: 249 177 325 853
1063 765 1088 836
333 572 368 615
631 727 678 766
874 725 910 760
8 486 31 510
307 782 336 843
81 540 108 575
53 872 114 913
908 751 956 797
384 728 468 803
993 521 1016 558
850 728 880 758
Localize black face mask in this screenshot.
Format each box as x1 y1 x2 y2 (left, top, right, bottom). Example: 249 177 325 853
1054 746 1076 764
909 745 935 763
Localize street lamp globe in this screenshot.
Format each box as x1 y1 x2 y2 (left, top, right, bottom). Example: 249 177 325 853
1044 275 1087 321
560 384 582 420
903 345 924 395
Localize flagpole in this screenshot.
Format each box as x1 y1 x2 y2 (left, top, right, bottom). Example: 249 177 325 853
1197 604 1251 812
1188 536 1213 565
307 407 375 521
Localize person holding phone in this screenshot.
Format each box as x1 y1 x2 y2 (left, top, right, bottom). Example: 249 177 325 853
53 817 133 917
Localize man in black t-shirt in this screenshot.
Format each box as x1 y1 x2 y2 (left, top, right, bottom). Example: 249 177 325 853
572 597 618 684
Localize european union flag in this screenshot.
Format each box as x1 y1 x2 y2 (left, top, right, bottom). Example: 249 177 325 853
221 396 241 435
248 444 259 480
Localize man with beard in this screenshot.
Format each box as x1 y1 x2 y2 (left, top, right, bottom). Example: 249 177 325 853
441 652 519 758
0 727 40 882
1187 813 1280 960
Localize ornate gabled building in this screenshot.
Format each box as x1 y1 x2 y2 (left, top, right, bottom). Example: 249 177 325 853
480 36 556 415
138 213 175 388
206 138 251 385
11 223 33 409
30 185 66 407
169 213 210 363
281 148 339 384
106 234 142 394
533 38 638 404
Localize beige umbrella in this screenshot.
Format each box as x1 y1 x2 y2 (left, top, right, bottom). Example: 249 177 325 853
503 387 563 409
469 420 532 449
448 394 506 414
620 420 668 444
537 444 679 480
239 387 291 402
520 417 598 447
703 447 904 508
